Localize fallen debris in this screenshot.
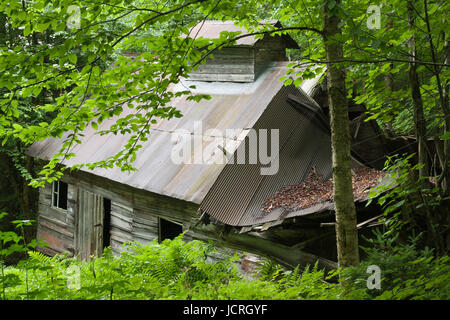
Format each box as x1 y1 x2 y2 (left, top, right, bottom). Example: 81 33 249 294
261 166 386 214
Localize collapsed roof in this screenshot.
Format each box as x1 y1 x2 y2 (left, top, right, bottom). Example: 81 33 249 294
261 166 386 214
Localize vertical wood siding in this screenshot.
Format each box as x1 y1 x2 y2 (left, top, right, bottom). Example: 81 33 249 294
75 188 104 260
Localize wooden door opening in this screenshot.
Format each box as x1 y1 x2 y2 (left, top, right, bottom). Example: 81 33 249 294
103 198 111 249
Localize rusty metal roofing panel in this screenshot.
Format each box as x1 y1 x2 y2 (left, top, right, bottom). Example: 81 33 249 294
27 62 305 205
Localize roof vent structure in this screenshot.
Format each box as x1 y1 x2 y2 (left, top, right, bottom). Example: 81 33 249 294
186 20 299 82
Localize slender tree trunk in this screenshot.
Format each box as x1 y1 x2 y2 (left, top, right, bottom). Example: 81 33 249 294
384 17 396 138
423 0 450 195
22 155 32 217
322 0 359 268
407 1 429 178
384 70 396 138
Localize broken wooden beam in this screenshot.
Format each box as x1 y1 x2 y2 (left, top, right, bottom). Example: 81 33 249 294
188 222 338 272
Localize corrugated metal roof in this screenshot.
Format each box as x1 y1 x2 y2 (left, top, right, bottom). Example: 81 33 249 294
199 84 347 226
186 20 299 48
28 62 314 206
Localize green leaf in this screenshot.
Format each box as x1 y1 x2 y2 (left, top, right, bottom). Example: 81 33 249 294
12 123 23 131
441 131 450 140
23 24 32 36
284 78 293 86
69 54 77 65
328 0 336 10
92 66 100 77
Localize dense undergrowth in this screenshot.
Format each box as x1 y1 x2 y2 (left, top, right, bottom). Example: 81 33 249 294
1 228 449 300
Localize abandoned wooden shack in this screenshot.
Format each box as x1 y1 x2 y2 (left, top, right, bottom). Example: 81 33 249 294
26 20 387 270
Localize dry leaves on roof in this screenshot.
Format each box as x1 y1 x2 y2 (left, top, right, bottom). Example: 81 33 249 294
261 166 386 214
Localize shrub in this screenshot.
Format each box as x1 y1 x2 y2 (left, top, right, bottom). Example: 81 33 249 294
342 230 450 300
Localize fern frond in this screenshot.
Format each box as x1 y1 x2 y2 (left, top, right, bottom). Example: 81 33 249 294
28 251 52 264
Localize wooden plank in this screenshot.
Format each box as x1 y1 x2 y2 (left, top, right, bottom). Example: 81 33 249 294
189 46 255 82
110 214 133 232
110 239 130 256
74 179 133 207
132 232 157 243
132 216 158 228
38 217 73 238
209 47 254 57
110 229 132 244
357 215 383 229
255 49 286 62
39 192 52 206
38 212 69 228
132 222 157 232
190 223 338 272
93 193 104 257
111 202 133 219
133 206 190 224
188 73 255 82
111 201 133 234
131 208 158 244
39 185 52 203
38 203 68 224
38 222 74 243
193 64 254 74
132 225 158 240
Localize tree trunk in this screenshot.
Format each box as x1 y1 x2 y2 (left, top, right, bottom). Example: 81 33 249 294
423 0 450 195
322 0 359 268
384 17 396 138
407 1 429 179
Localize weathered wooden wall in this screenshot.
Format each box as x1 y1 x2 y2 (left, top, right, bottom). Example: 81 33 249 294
188 37 288 83
36 181 76 256
189 47 256 82
254 37 287 62
36 170 199 258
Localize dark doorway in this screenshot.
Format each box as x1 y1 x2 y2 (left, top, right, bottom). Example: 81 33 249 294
159 218 183 242
103 198 111 249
